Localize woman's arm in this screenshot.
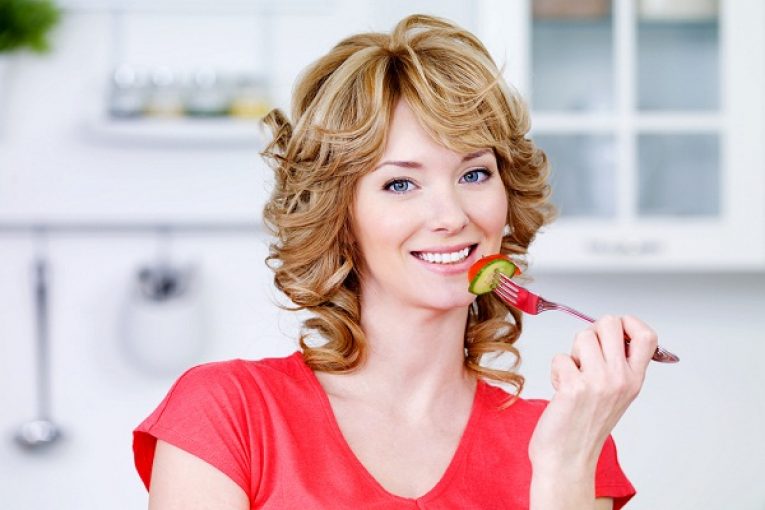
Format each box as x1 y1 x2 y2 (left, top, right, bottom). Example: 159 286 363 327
148 440 250 510
595 498 614 510
529 315 657 510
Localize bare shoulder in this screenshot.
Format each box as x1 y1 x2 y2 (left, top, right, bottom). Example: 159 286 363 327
595 497 614 510
148 440 249 510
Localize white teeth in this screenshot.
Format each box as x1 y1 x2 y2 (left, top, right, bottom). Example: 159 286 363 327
415 246 471 264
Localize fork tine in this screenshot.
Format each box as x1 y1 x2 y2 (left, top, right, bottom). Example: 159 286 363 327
496 272 521 291
491 273 542 315
493 272 518 296
493 284 519 305
493 285 518 303
491 272 518 291
492 275 521 304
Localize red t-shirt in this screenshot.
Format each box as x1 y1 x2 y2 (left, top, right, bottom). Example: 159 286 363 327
133 351 636 508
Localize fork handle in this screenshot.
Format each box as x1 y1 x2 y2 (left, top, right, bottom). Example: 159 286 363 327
548 303 597 324
549 304 680 363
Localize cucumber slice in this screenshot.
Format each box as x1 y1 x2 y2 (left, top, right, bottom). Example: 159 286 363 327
468 258 517 295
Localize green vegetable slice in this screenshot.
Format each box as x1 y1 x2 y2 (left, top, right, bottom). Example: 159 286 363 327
468 258 518 295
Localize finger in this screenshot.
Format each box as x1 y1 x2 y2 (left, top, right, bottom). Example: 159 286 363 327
570 328 605 373
595 315 630 366
621 315 659 372
550 353 580 392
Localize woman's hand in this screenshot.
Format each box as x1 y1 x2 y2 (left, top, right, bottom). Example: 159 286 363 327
528 315 658 472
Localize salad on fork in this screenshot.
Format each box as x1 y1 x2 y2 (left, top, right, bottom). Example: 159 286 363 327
467 254 679 363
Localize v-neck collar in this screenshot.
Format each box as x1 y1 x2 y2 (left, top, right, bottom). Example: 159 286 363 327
292 350 486 504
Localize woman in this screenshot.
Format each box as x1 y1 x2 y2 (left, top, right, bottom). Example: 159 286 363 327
133 14 656 509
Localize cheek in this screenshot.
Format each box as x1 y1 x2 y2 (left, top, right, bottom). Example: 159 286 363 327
474 185 509 231
352 196 418 258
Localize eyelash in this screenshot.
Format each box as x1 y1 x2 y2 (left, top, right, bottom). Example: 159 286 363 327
461 168 493 184
383 168 493 194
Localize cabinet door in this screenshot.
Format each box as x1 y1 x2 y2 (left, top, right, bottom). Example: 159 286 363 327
534 134 618 219
634 5 721 221
505 0 765 271
531 0 615 112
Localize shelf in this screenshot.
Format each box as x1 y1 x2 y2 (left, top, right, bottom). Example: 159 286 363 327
80 116 267 149
0 221 265 235
59 0 334 15
530 112 721 133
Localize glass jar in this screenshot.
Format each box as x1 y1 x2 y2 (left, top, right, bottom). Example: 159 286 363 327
107 64 148 119
228 74 271 119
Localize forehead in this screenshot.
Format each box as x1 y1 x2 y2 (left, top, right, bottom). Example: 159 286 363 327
383 100 432 152
380 100 493 164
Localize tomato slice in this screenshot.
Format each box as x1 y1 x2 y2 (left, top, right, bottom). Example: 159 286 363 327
467 253 521 283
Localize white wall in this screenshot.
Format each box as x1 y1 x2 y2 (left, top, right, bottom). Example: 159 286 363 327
1 3 763 509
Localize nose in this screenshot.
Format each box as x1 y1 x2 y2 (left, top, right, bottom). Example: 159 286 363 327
426 187 469 234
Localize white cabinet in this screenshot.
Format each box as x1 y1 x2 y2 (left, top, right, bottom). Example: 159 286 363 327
479 0 765 271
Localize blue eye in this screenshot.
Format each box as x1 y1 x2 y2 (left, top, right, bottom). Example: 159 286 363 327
384 179 415 194
461 168 491 184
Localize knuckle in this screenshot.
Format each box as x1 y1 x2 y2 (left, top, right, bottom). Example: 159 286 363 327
623 314 658 347
598 314 619 326
575 327 596 338
637 330 659 348
574 329 597 346
551 353 568 367
626 315 657 334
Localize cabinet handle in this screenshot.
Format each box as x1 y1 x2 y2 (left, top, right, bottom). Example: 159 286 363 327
588 238 664 256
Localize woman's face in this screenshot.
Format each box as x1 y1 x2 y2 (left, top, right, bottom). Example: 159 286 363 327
351 100 508 311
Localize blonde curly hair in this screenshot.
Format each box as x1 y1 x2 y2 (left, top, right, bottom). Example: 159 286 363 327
260 14 555 402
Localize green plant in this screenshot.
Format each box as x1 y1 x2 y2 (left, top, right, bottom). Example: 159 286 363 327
0 0 61 54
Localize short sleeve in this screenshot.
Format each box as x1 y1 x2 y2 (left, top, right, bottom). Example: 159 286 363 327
595 434 636 510
132 362 255 500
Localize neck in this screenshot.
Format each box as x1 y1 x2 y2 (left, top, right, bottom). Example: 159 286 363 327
316 286 476 420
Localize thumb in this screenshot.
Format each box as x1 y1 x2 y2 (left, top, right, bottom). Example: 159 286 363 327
550 353 580 392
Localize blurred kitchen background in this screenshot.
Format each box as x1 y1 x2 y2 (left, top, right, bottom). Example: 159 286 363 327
1 0 763 508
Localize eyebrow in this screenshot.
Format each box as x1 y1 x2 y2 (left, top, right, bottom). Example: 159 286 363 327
373 149 492 171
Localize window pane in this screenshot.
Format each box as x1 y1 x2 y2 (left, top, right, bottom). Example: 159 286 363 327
531 0 614 112
638 133 719 216
637 2 719 110
534 134 617 218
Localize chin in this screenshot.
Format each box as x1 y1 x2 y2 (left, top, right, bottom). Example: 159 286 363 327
418 294 474 312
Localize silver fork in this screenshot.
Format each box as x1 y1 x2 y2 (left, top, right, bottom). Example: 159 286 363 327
493 273 679 364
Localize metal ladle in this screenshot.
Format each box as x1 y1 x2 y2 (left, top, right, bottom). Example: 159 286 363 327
15 254 62 449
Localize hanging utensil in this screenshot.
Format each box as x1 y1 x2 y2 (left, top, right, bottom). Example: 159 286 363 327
15 250 63 450
118 227 208 377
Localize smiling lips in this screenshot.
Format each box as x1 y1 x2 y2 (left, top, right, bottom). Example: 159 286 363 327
412 244 477 265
